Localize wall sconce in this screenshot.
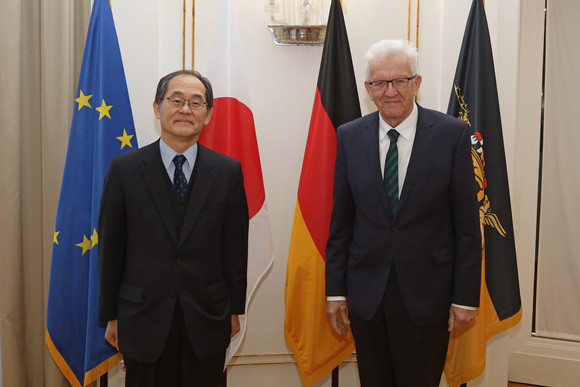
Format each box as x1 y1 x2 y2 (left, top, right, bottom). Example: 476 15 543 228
264 0 326 46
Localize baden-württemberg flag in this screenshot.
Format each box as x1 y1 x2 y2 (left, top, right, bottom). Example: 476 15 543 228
444 1 521 386
46 0 137 385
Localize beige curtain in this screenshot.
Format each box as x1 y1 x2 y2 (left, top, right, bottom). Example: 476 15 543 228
0 0 90 385
535 0 580 341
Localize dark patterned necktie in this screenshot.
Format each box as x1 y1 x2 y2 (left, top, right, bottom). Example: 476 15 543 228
384 129 400 214
173 154 187 199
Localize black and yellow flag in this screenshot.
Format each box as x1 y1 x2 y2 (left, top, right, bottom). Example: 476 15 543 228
444 1 522 385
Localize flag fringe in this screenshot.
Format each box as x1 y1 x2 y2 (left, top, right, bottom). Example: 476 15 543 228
444 308 522 386
83 352 123 386
486 307 522 338
445 358 486 387
46 330 82 387
46 330 123 387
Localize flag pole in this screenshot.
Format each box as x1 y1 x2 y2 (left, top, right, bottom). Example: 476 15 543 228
332 367 339 386
192 0 195 68
103 3 118 387
182 0 186 69
416 0 420 49
104 6 115 386
102 0 112 378
407 0 411 41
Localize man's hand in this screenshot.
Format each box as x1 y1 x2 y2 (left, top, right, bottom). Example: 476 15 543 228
326 300 350 336
448 306 477 332
105 320 119 350
231 315 241 338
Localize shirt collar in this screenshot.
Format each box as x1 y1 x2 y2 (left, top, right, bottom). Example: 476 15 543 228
379 102 418 141
159 138 198 169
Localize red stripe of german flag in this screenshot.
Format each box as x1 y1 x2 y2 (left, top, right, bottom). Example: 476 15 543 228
284 1 361 385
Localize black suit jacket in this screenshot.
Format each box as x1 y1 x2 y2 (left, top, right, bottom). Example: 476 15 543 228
326 105 481 325
98 140 248 362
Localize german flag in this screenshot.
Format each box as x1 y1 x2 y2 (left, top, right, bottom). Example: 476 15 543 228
444 1 522 385
284 1 361 385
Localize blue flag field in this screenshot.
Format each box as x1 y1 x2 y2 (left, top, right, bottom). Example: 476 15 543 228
46 0 137 385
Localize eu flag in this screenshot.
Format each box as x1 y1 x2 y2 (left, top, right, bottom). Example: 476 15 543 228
46 0 137 385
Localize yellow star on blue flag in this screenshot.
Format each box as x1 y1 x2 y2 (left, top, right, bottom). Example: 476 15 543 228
116 128 134 149
75 235 92 255
96 99 113 119
75 90 93 111
46 0 138 385
91 228 98 248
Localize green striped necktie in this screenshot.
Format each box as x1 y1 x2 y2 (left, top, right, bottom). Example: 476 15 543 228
384 129 400 215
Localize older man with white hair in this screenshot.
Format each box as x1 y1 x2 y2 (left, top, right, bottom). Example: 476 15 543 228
325 39 482 386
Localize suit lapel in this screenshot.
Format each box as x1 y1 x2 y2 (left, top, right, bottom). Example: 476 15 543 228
142 140 178 243
398 106 435 213
362 112 393 218
178 144 214 247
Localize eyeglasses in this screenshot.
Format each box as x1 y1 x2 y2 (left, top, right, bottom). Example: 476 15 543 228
164 96 208 110
368 75 417 92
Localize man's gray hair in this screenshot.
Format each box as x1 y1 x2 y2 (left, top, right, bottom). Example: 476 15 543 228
154 70 214 109
364 39 418 81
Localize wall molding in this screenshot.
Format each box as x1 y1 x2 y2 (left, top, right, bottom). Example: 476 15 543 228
228 353 357 367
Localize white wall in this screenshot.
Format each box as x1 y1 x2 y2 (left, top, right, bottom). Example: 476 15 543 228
508 1 580 386
108 1 531 386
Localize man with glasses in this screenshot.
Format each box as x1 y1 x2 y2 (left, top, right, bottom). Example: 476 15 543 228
98 70 249 386
325 39 481 386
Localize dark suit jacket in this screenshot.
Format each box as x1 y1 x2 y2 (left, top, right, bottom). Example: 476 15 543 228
326 105 481 326
98 140 248 363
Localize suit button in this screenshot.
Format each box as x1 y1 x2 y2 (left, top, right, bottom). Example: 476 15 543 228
391 228 398 234
169 290 176 298
176 258 182 265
